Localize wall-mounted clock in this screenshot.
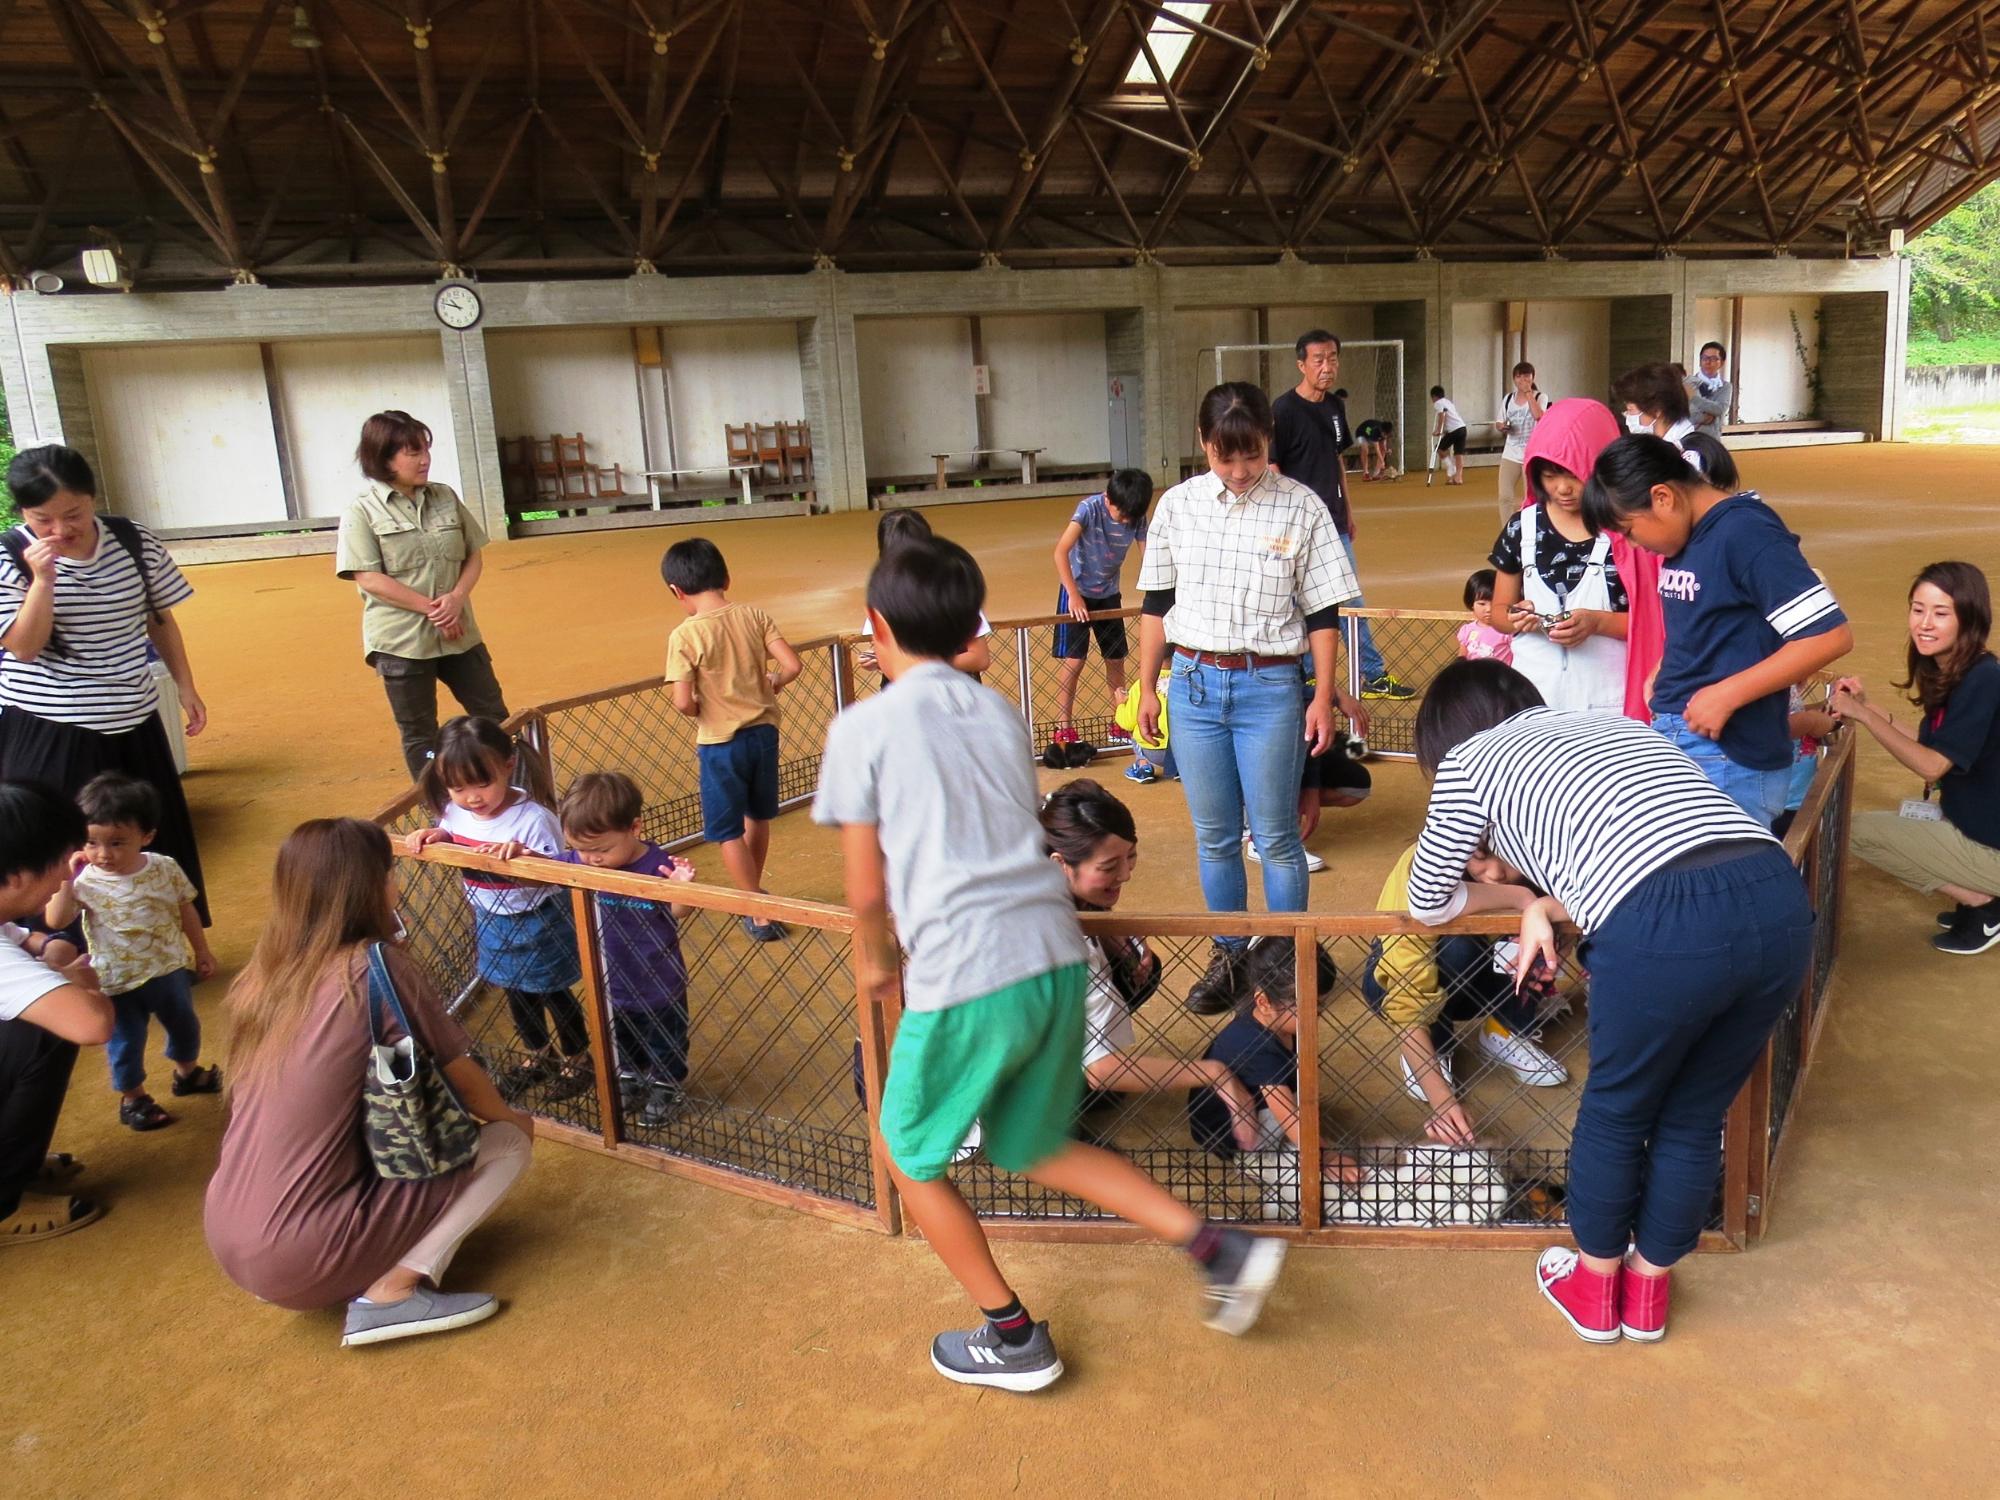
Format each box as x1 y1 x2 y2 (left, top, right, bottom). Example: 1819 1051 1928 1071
434 282 482 330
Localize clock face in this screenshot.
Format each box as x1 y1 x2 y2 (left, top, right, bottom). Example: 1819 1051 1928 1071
434 283 482 330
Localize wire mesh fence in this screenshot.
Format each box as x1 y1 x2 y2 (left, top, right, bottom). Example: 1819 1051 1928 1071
1343 609 1468 758
366 612 1858 1250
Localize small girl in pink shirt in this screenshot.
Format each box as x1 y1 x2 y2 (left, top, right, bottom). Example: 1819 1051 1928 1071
1457 569 1514 665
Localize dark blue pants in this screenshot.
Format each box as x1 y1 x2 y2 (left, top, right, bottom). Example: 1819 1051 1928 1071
614 1003 689 1086
1570 843 1812 1266
106 970 201 1094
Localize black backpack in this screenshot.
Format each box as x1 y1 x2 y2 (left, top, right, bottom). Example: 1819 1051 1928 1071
1 514 160 660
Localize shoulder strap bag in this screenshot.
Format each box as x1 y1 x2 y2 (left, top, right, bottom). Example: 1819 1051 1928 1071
361 942 480 1180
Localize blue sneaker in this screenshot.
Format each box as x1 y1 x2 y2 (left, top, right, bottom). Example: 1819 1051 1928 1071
1124 758 1159 785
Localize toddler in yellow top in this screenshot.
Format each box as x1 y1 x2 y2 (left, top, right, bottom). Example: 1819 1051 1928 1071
45 772 219 1133
661 536 803 942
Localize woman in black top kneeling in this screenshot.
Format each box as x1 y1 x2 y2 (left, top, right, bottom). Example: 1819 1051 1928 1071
1835 561 2000 956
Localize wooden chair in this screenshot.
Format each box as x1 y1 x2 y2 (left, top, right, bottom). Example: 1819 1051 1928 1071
780 421 813 483
725 423 756 473
498 437 535 511
551 433 593 505
591 462 631 498
530 436 565 504
754 421 787 484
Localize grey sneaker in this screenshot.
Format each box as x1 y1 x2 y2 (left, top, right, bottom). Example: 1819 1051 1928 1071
341 1287 499 1348
1200 1231 1287 1336
639 1082 685 1129
929 1320 1064 1392
742 916 787 943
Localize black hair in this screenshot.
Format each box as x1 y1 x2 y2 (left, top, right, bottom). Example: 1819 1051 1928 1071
875 509 933 555
1413 659 1546 777
1699 341 1727 361
1105 468 1154 524
354 411 434 486
77 772 160 833
1900 561 1993 714
5 445 98 510
1378 420 1395 434
866 535 985 661
1611 362 1690 424
1579 433 1701 537
1429 385 1446 399
1677 431 1739 490
1196 382 1273 461
1511 361 1536 379
417 715 556 813
1294 329 1339 360
0 781 88 886
1463 568 1497 608
1239 936 1300 1017
661 536 729 594
1040 779 1137 868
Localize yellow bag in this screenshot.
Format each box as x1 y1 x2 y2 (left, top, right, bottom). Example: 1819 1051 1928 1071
1114 670 1172 751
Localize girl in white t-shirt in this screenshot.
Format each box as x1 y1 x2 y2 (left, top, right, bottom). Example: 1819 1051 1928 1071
407 716 590 1100
1040 779 1257 1149
1492 362 1545 520
1429 385 1469 485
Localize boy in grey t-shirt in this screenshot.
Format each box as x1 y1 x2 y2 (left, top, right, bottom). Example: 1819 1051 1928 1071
813 537 1286 1394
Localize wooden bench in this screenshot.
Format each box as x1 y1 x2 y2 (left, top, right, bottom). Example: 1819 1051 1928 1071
643 465 758 508
928 448 1044 489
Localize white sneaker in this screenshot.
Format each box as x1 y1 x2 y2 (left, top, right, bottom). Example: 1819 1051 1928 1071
1400 1052 1454 1102
1478 1024 1568 1086
951 1120 983 1164
1243 836 1325 873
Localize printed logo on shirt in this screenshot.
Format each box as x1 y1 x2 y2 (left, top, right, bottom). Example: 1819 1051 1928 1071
1658 566 1701 603
1263 532 1298 560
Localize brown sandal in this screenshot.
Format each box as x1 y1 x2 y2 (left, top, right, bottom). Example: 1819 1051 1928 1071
0 1192 104 1246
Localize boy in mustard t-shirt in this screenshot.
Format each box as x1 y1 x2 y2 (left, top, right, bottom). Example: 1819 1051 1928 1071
662 537 803 942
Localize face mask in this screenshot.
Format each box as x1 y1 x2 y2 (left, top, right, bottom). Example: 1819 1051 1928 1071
1624 412 1647 434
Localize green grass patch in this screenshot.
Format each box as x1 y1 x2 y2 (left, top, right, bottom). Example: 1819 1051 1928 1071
1907 329 2000 367
1903 403 2000 443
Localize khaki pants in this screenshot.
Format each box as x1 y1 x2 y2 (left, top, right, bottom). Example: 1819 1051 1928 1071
396 1121 531 1283
1497 458 1525 522
1850 810 2000 898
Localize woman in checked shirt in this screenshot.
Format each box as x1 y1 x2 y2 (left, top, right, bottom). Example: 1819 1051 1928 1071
1406 658 1813 1345
1132 383 1369 1016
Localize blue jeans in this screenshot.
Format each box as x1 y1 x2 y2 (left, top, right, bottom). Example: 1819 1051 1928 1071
1167 655 1309 926
106 969 200 1093
1569 844 1812 1265
1654 713 1789 826
696 723 781 843
1339 532 1387 683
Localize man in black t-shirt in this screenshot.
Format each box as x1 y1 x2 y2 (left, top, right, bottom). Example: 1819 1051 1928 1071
1270 330 1412 701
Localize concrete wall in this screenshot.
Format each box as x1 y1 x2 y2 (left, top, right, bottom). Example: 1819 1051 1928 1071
0 255 1906 553
1452 301 1507 423
488 326 647 482
854 315 977 475
1819 291 1890 437
1608 295 1673 390
660 321 808 472
272 335 462 516
982 312 1110 467
1524 299 1612 409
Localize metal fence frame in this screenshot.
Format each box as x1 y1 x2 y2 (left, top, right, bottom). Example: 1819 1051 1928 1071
371 611 1858 1252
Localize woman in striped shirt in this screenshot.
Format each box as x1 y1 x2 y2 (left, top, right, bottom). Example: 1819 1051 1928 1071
0 447 210 922
1407 659 1813 1344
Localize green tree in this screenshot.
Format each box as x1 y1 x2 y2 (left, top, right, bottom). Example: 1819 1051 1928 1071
1907 182 2000 342
0 387 15 526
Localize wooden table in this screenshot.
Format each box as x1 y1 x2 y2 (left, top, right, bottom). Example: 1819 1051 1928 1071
643 464 757 508
928 448 1045 489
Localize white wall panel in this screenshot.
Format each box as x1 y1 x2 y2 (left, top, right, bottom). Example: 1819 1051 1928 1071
855 316 976 476
983 312 1109 466
660 321 806 471
1524 299 1611 410
82 342 284 530
1452 301 1508 425
1171 308 1257 460
1737 295 1821 421
1692 298 1732 362
271 335 460 516
486 326 644 481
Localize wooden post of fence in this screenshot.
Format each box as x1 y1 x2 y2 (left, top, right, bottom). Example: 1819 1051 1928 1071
852 937 903 1235
568 885 622 1149
1294 924 1323 1233
831 640 855 710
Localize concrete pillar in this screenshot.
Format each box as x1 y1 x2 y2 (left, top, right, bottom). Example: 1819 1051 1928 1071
809 272 868 512
1374 296 1433 478
0 302 63 448
1884 257 1912 441
439 323 508 540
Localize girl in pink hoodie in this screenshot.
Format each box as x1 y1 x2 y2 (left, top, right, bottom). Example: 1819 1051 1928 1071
1496 398 1663 722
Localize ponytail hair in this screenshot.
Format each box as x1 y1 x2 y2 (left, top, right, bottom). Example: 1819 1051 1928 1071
1579 433 1701 537
1040 778 1137 867
1677 431 1739 490
416 715 554 812
1196 382 1274 460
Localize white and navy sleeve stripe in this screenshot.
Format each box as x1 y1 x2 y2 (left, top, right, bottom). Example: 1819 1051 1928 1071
1407 708 1777 933
1767 582 1841 639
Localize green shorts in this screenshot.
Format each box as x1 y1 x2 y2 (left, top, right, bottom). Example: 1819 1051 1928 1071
879 964 1087 1181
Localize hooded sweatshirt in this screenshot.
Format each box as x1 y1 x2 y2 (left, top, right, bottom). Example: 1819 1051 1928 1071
1518 399 1663 724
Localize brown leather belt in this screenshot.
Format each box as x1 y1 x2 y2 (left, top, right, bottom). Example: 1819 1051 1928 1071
1173 648 1301 670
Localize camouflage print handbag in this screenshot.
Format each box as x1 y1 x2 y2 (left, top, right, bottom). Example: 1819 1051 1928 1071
363 942 480 1181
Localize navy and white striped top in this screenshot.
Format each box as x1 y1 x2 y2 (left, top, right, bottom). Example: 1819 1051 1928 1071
1406 707 1776 934
0 521 195 733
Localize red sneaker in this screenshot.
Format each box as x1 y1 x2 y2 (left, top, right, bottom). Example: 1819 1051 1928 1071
1619 1263 1670 1342
1535 1247 1621 1343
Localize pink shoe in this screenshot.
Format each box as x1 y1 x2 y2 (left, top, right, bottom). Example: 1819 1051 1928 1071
1535 1247 1620 1343
1619 1263 1670 1342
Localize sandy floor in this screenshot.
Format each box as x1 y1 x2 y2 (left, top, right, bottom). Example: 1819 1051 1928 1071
5 444 1997 1497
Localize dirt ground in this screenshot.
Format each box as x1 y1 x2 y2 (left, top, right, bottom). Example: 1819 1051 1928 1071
4 444 1997 1498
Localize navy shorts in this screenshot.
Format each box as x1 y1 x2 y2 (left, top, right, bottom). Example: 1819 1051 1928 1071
1052 589 1127 660
697 723 780 842
1436 428 1467 456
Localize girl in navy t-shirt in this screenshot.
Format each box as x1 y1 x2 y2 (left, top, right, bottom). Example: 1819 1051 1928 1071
1581 435 1852 825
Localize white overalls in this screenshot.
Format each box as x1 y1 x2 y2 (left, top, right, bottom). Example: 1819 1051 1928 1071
1513 505 1626 714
